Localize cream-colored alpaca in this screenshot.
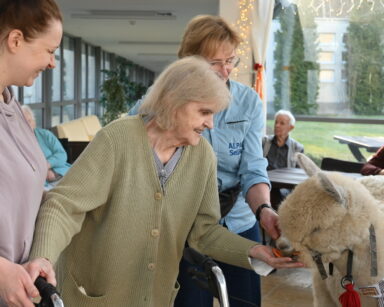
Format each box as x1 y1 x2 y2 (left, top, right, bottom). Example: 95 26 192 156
277 153 384 307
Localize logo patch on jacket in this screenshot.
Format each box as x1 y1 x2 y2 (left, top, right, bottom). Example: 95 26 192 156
229 142 243 156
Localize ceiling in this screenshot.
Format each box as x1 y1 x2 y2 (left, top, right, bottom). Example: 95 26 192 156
56 0 219 74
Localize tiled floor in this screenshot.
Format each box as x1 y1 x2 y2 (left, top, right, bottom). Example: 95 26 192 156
261 267 313 307
213 267 313 306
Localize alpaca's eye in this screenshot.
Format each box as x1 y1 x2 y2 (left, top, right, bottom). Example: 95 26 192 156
311 227 320 234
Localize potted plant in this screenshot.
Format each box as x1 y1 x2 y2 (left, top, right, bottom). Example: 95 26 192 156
100 58 148 125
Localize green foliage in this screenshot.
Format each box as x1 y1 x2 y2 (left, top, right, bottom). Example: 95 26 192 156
273 4 318 115
100 58 148 125
346 5 384 115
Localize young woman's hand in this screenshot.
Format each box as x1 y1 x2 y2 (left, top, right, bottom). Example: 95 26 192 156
0 257 38 307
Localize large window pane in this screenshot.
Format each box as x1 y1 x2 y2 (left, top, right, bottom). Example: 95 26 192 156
33 109 44 128
52 48 61 102
268 1 384 118
88 46 96 99
51 106 61 127
267 1 384 162
63 36 75 101
81 43 87 99
81 103 87 117
88 101 96 115
23 74 43 104
63 105 75 122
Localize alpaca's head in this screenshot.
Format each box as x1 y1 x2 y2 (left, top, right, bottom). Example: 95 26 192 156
278 154 375 265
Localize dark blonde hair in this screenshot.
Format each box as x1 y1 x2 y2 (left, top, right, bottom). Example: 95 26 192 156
178 15 241 59
139 56 230 130
0 0 62 43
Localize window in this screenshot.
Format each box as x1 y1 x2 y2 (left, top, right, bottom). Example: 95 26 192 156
319 70 334 82
318 33 335 45
16 34 154 129
318 52 334 63
63 36 75 101
88 46 96 100
51 48 61 102
268 2 384 118
23 75 43 104
81 43 98 116
267 1 384 162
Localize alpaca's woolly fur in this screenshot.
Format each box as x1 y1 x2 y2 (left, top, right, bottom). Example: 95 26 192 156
277 153 384 307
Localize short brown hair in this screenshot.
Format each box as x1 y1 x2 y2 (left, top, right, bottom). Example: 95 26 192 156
139 56 230 130
0 0 62 43
178 15 241 59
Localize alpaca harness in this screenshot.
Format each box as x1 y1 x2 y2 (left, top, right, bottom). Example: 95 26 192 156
308 224 384 304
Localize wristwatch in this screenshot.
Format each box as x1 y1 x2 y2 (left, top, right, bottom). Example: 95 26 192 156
255 203 272 221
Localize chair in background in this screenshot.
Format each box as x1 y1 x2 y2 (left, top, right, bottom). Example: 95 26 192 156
320 157 364 173
58 138 89 164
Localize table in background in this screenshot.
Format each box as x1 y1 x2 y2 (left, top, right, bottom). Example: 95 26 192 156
267 168 309 189
334 135 384 162
267 167 362 190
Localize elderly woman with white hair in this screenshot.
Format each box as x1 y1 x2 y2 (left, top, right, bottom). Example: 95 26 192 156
29 57 303 306
263 110 304 207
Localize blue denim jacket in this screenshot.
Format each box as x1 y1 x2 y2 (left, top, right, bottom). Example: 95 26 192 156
129 79 270 234
205 80 269 233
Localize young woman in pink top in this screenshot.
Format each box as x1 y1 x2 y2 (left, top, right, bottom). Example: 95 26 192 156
0 1 62 305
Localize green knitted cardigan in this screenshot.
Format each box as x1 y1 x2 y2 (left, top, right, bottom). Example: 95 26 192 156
30 115 257 306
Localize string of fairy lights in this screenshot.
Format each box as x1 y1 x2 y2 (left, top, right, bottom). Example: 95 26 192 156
296 0 384 16
231 0 384 81
232 0 255 79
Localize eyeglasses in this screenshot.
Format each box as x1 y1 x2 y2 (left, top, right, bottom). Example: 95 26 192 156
208 57 240 69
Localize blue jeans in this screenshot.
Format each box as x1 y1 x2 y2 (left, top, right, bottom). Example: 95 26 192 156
174 222 261 307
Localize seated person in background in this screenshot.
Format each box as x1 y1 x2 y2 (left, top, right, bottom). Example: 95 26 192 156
22 105 71 187
361 146 384 175
262 110 304 208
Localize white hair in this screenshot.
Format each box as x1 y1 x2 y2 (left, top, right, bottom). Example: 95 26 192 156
275 109 295 126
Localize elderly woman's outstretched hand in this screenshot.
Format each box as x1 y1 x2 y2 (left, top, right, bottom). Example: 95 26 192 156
249 245 304 269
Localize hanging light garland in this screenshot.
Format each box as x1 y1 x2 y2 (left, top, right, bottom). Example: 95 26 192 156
294 0 384 17
231 0 383 80
232 0 255 79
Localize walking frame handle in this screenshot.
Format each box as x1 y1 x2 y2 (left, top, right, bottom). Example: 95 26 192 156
34 276 64 307
183 247 229 307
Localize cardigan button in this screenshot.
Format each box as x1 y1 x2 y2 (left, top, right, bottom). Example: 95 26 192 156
148 263 156 271
151 229 160 237
154 192 162 200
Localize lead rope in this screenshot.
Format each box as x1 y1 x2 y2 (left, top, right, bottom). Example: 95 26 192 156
339 250 361 307
368 225 384 307
370 224 378 277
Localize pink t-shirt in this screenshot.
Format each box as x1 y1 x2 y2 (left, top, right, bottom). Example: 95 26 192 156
0 87 46 263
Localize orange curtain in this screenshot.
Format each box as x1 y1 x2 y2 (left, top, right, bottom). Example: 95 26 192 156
254 63 264 100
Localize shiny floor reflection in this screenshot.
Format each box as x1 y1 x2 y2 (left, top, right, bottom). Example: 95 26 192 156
213 267 313 307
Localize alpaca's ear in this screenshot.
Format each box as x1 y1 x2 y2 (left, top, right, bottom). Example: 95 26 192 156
317 172 347 207
296 153 320 177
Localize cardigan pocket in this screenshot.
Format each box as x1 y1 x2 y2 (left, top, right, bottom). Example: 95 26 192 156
168 281 180 306
62 270 108 305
